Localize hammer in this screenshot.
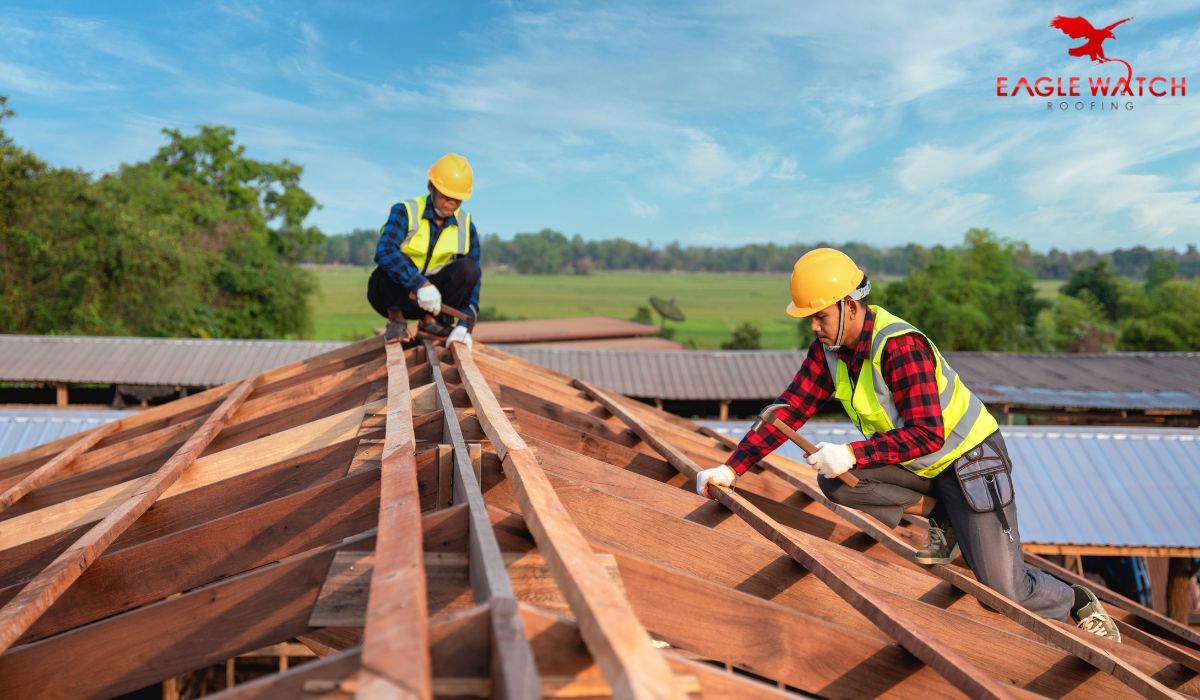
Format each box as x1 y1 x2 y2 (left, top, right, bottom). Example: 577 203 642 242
753 403 860 488
407 292 472 324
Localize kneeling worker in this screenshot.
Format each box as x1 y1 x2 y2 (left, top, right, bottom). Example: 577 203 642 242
696 248 1120 641
368 153 481 348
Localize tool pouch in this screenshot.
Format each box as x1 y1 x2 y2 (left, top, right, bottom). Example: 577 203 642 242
953 436 1013 515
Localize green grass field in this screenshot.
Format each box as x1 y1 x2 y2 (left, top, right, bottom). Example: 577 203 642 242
310 266 1064 349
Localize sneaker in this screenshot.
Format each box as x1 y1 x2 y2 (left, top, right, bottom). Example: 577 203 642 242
913 518 960 565
1070 584 1121 642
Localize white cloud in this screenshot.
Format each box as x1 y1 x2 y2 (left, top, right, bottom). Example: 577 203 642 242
628 197 660 219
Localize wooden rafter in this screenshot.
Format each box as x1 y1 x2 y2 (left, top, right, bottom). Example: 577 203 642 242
424 340 539 699
695 427 1186 700
357 341 431 698
578 379 1022 700
0 420 120 513
451 344 686 700
0 374 261 654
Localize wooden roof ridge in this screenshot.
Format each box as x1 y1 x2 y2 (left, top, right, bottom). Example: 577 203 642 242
0 338 1196 698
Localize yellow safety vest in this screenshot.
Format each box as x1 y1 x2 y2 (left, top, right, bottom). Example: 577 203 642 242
387 194 471 275
826 305 998 478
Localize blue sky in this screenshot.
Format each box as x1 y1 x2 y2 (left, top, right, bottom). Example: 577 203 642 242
2 1 1198 250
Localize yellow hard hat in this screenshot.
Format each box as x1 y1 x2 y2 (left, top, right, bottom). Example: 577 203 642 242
428 153 473 200
786 248 865 318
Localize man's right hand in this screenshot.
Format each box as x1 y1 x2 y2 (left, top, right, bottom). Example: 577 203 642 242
695 465 736 499
416 284 442 315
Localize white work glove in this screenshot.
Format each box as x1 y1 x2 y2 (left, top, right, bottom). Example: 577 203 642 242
695 464 736 499
447 325 473 350
807 442 855 477
416 284 441 315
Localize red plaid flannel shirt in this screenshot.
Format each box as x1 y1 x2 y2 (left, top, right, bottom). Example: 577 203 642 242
725 309 946 475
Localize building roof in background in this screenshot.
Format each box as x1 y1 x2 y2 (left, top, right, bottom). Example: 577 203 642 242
4 333 1198 412
501 347 1200 410
0 335 346 386
703 420 1200 551
474 316 659 344
0 408 134 459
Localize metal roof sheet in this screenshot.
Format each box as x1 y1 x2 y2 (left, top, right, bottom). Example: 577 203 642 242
500 347 1200 409
0 335 347 385
701 421 1200 549
474 317 659 344
0 408 135 459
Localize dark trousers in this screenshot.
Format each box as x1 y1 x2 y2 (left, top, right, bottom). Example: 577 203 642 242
818 431 1074 619
367 258 480 321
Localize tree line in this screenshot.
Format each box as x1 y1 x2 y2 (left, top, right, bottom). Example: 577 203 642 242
320 227 1200 280
1 97 322 338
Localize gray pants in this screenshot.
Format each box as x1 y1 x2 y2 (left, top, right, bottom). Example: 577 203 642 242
818 432 1074 620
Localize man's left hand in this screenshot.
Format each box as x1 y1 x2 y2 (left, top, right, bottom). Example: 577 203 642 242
807 442 855 477
447 325 473 350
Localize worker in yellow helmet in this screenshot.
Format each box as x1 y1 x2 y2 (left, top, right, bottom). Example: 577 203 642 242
695 248 1121 642
368 153 480 348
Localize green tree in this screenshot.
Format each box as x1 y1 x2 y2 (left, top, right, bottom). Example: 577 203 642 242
1117 279 1200 351
1062 261 1120 321
879 229 1046 351
721 322 763 350
154 125 324 263
0 101 318 338
1145 257 1178 291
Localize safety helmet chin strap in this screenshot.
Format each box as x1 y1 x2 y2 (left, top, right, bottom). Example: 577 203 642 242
822 279 872 352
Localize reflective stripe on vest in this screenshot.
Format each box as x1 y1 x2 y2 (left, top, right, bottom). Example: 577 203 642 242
394 194 470 275
824 305 999 478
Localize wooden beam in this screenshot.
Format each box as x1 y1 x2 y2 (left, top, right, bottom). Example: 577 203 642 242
1024 543 1200 558
451 343 684 700
577 380 1019 700
0 419 120 513
697 407 1194 699
425 341 539 700
0 375 261 653
0 531 373 700
5 464 380 643
0 401 377 556
483 467 1156 698
357 341 431 699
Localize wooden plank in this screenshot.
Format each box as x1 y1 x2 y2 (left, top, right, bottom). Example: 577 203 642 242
0 375 261 653
1025 543 1200 558
0 401 377 554
425 340 539 700
357 341 430 699
700 427 1199 696
5 465 379 643
483 468 1152 698
436 445 454 509
451 343 684 700
577 380 1019 700
0 419 120 513
311 550 375 627
0 531 373 700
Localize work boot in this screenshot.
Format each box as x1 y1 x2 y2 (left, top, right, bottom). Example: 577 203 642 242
384 319 408 344
913 518 959 565
417 316 453 340
1070 584 1121 642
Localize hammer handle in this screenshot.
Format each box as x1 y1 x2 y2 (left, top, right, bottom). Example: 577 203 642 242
767 417 861 488
408 292 470 323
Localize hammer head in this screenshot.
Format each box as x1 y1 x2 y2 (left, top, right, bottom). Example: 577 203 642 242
753 403 790 431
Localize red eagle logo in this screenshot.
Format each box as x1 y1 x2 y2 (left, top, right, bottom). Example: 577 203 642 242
1050 15 1133 82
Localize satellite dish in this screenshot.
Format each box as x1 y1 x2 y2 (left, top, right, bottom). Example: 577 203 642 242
649 296 685 322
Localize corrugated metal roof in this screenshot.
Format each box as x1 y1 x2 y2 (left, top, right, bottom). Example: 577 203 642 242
474 317 658 344
496 337 685 351
0 408 135 458
701 421 1200 549
0 335 346 385
500 347 1200 409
